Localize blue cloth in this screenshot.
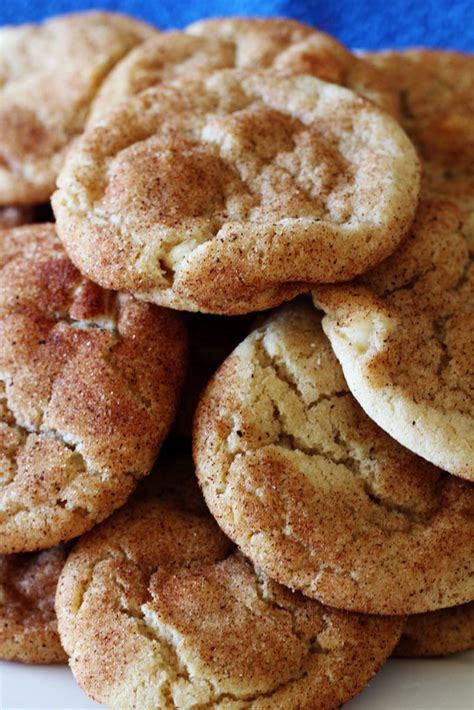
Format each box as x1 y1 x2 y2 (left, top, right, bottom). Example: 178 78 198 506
1 0 472 51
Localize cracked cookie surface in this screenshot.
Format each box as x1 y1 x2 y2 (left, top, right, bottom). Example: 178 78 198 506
56 458 403 710
89 19 398 125
0 11 156 205
193 301 474 614
53 68 420 315
395 602 474 657
315 198 473 479
0 544 68 663
0 224 187 553
313 49 474 479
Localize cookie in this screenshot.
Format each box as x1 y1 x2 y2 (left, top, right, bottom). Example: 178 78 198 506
53 68 420 315
87 33 235 125
364 50 474 175
314 198 473 480
313 50 474 479
395 602 474 657
0 545 68 663
189 18 399 114
193 300 474 614
55 456 404 710
364 50 474 241
0 11 156 205
0 224 187 553
89 19 398 125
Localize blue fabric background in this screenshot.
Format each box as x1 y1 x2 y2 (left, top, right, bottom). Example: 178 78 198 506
1 0 473 51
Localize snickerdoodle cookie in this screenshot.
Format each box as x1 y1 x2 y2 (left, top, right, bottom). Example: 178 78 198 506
313 49 474 479
55 457 403 709
364 49 474 180
395 602 474 657
188 18 399 113
89 18 398 125
0 224 186 553
0 545 68 663
0 11 156 205
87 32 235 125
53 68 420 314
193 301 474 614
364 49 474 240
314 199 473 480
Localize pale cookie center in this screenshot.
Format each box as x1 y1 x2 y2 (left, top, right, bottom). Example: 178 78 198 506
142 554 326 701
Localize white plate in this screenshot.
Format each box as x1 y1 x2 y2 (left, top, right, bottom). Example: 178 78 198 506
1 652 473 709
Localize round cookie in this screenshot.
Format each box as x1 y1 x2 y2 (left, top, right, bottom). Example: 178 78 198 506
53 68 420 315
314 198 473 479
188 18 399 115
0 11 156 205
193 300 474 614
87 32 236 126
364 49 474 176
0 224 187 553
55 458 404 710
0 545 68 663
314 50 474 478
89 19 398 125
363 49 474 242
395 602 474 657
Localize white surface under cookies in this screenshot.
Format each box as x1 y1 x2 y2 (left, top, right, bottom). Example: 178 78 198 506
0 653 473 709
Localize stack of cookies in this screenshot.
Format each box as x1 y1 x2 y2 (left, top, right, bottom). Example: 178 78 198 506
0 12 472 709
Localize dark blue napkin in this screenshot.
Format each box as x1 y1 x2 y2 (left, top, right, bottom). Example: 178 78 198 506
1 0 473 50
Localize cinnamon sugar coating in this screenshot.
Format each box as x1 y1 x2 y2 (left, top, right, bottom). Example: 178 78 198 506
0 224 187 552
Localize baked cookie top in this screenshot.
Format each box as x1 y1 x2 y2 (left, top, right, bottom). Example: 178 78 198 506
0 11 156 205
364 49 474 175
89 18 398 125
0 224 187 553
315 198 473 479
54 68 420 315
56 458 403 710
364 50 474 243
0 544 68 663
193 301 474 614
189 18 399 114
87 32 236 125
395 602 474 658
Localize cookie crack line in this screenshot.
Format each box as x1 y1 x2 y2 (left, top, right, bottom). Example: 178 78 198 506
0 376 92 491
251 568 329 654
432 313 454 378
71 547 321 707
378 278 473 407
254 331 348 408
250 336 444 524
0 293 159 499
0 355 147 521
